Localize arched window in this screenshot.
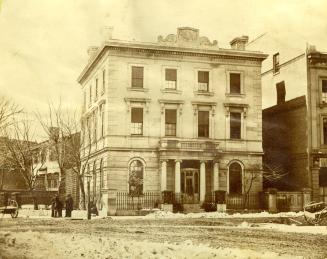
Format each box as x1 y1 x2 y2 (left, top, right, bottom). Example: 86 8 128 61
129 160 144 195
229 162 242 194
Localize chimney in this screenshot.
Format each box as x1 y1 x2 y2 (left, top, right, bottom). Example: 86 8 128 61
276 81 286 105
102 26 114 41
87 46 99 59
230 35 249 51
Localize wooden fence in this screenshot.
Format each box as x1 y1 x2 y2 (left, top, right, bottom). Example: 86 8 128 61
116 192 161 211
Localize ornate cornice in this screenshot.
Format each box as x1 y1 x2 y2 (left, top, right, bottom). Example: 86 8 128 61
78 42 267 84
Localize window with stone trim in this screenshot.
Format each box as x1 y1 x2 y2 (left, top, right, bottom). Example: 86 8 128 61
93 111 97 142
230 73 241 94
102 70 106 94
165 69 177 89
229 162 242 194
198 71 209 92
198 110 209 138
95 78 98 101
323 117 327 145
230 112 241 139
273 53 280 73
131 108 143 135
89 85 92 106
131 66 144 88
100 159 104 189
321 79 327 104
129 160 144 195
165 109 177 136
100 104 105 138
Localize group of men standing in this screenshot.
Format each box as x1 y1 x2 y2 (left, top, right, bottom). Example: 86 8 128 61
51 194 74 218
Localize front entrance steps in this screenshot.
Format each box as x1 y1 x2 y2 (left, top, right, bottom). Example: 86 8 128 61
183 203 204 213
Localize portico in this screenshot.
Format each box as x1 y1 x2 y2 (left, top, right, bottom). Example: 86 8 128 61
160 157 220 203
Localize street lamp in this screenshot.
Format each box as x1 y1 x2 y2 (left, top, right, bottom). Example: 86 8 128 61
85 172 92 220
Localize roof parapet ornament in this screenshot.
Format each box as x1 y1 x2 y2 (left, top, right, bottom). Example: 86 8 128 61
158 27 218 48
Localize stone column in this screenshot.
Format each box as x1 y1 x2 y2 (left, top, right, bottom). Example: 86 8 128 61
213 162 219 191
161 160 167 192
175 160 181 193
200 161 206 202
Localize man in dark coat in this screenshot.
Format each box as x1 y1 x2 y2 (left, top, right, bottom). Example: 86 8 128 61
65 194 74 217
55 195 63 217
51 196 56 217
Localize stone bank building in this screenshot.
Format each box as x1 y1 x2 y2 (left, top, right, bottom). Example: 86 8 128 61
78 27 267 212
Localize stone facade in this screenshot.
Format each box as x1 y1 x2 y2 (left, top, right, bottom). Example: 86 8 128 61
78 27 267 213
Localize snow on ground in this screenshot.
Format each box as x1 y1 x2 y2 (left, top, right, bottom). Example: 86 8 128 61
0 231 303 259
144 210 304 219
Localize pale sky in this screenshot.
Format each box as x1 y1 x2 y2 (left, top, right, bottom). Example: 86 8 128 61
0 0 327 115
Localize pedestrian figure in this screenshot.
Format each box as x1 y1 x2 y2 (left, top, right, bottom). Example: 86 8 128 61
65 194 74 217
51 196 56 217
55 195 63 217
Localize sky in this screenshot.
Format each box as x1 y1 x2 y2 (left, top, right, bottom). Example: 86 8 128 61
0 0 327 116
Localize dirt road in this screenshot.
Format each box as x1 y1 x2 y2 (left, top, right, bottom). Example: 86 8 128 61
0 217 326 258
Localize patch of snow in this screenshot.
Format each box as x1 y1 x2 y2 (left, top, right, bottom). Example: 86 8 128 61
0 231 304 259
144 210 304 219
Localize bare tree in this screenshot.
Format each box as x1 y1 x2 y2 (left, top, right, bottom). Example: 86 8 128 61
0 96 22 131
2 115 45 209
36 101 91 209
242 163 287 209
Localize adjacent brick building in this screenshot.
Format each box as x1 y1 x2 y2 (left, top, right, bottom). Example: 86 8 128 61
249 33 327 202
78 27 267 213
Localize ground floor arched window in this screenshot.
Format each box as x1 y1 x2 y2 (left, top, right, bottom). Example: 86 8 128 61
129 160 144 195
229 162 242 194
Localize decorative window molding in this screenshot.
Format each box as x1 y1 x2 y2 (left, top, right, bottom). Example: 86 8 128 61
194 68 213 95
128 63 148 90
224 103 248 140
124 98 151 113
319 77 327 106
227 160 244 194
226 70 244 95
158 100 184 137
191 101 216 139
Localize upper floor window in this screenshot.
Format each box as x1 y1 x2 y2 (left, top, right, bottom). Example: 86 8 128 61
321 79 327 104
102 70 106 94
95 78 98 101
93 111 97 142
198 111 209 138
198 71 209 92
131 66 144 88
165 109 177 136
323 117 327 145
230 112 241 139
131 108 143 135
165 69 177 89
83 91 86 110
100 104 105 138
89 85 92 106
273 53 280 73
230 73 241 94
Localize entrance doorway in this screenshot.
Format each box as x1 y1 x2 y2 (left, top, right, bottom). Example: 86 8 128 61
181 168 199 203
